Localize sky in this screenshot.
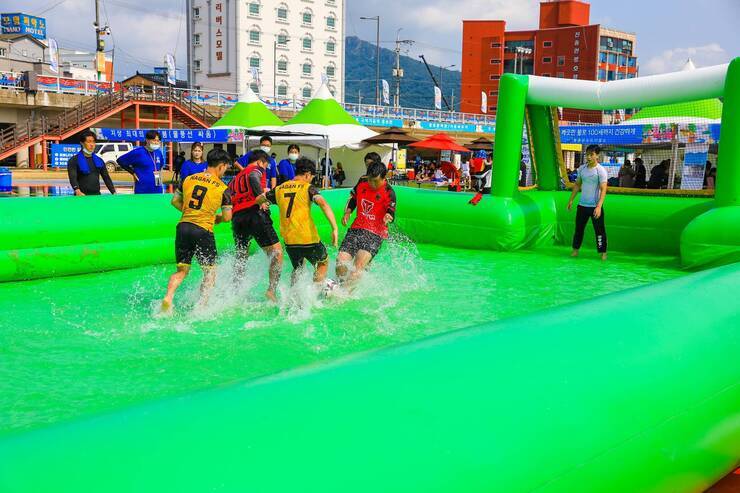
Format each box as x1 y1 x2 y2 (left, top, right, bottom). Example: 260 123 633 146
12 0 740 80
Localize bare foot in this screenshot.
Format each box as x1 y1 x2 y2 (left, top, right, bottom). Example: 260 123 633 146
161 299 173 314
570 249 579 257
265 290 278 303
601 253 608 261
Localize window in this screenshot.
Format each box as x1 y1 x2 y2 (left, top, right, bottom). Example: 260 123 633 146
556 72 564 78
194 59 201 71
608 53 617 64
0 47 6 57
618 55 627 67
543 41 553 48
628 57 637 68
277 5 288 21
249 55 261 69
489 74 500 80
599 52 607 63
277 83 288 97
542 57 552 63
491 42 501 48
250 82 260 94
488 90 498 97
557 56 565 66
504 39 534 52
326 14 336 29
248 2 260 16
326 64 335 77
116 144 129 152
100 144 115 154
541 73 551 77
302 86 312 98
249 29 261 44
572 74 579 79
277 59 288 73
490 59 501 64
607 70 615 81
326 40 336 54
192 7 200 18
627 73 636 79
277 33 288 46
302 10 313 26
302 36 312 51
598 69 606 80
302 62 312 76
193 33 201 45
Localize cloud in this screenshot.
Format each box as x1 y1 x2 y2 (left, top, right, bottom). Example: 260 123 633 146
394 0 538 33
642 43 730 75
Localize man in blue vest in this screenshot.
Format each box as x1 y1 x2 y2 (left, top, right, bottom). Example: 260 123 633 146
67 130 117 195
117 130 165 194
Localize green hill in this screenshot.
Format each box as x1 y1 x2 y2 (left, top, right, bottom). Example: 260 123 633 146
344 36 461 111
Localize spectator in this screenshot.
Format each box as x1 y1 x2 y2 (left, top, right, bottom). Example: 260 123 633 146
519 161 527 187
276 144 299 186
180 142 207 182
236 135 277 188
647 160 669 189
117 129 165 194
618 160 636 187
706 167 717 189
703 160 713 189
333 163 346 187
567 144 608 261
67 130 116 196
320 154 334 188
173 151 186 182
460 159 471 189
633 157 647 188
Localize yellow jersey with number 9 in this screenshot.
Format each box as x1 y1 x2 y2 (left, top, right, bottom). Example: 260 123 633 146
266 180 320 245
178 172 232 232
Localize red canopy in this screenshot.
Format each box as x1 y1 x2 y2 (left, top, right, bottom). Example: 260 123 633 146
408 133 471 152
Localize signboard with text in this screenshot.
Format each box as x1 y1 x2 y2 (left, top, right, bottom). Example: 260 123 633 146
208 0 231 75
95 128 244 143
50 144 79 168
1 13 46 39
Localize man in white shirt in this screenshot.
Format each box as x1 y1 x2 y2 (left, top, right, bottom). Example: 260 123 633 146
567 144 608 260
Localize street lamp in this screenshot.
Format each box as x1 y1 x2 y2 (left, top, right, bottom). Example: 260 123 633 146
514 47 532 74
360 15 380 106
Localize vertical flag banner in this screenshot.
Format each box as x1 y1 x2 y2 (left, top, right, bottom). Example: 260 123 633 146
680 143 709 190
321 73 329 84
481 91 487 113
434 86 442 110
165 54 176 85
48 38 59 74
382 79 390 105
250 67 260 83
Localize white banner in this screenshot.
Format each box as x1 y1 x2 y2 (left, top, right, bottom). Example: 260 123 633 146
165 54 176 85
382 79 390 105
481 91 487 113
680 143 709 190
48 38 59 74
250 67 260 83
434 86 442 110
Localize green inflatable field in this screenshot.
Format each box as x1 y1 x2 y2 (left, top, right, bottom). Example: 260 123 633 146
0 59 738 492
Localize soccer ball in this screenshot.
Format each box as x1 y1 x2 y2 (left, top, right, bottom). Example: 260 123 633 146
323 278 339 293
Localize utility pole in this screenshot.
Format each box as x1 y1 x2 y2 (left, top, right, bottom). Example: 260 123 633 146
94 0 109 82
358 89 362 105
393 28 414 108
360 16 381 106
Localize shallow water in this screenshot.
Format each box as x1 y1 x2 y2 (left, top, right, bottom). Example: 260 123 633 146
0 239 683 436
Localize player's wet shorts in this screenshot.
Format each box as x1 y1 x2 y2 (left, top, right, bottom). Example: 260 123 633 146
285 242 328 269
339 228 384 258
232 208 280 251
175 221 217 266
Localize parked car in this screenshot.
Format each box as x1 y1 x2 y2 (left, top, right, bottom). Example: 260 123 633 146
94 142 134 173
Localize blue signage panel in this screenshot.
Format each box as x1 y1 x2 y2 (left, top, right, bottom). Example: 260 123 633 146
96 128 241 143
50 144 79 168
418 121 478 133
1 13 47 39
559 125 645 145
356 117 404 128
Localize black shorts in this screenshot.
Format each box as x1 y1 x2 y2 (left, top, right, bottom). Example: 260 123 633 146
339 228 384 258
175 222 217 266
232 209 280 251
285 243 328 269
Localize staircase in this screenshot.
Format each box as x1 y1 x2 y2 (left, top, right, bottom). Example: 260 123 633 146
0 87 220 162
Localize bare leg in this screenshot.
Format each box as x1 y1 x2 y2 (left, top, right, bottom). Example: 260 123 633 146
198 266 217 306
262 243 283 302
314 260 329 284
348 250 373 284
571 249 579 257
335 251 353 282
162 264 191 311
233 240 250 284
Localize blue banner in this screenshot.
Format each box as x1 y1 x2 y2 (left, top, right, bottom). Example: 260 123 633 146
50 144 79 168
95 128 244 143
356 117 404 128
418 121 478 133
1 13 46 39
559 125 645 145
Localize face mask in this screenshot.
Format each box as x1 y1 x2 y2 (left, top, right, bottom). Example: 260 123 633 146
82 148 94 156
288 153 299 161
148 143 161 151
260 146 271 153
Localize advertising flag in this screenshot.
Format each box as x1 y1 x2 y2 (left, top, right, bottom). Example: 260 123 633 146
165 54 176 85
48 38 59 74
434 86 442 110
481 91 487 113
382 79 390 105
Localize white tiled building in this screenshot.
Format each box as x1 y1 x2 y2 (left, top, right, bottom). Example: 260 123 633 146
186 0 344 102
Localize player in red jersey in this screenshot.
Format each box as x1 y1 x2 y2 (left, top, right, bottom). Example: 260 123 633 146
336 161 396 285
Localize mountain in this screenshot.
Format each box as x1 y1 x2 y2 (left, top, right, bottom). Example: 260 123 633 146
344 36 461 111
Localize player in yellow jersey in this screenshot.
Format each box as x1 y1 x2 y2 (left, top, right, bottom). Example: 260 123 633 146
256 158 338 285
161 148 233 312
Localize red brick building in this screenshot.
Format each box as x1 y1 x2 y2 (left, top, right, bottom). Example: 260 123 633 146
461 0 638 123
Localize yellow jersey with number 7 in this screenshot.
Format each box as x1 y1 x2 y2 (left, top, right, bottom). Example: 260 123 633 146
178 172 232 232
266 180 321 245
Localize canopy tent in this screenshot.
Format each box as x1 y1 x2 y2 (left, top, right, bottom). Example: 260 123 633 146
280 83 377 149
210 87 285 130
466 136 494 152
409 133 471 153
362 127 419 145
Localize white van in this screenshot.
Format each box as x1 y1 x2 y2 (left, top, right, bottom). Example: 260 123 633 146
94 142 134 173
